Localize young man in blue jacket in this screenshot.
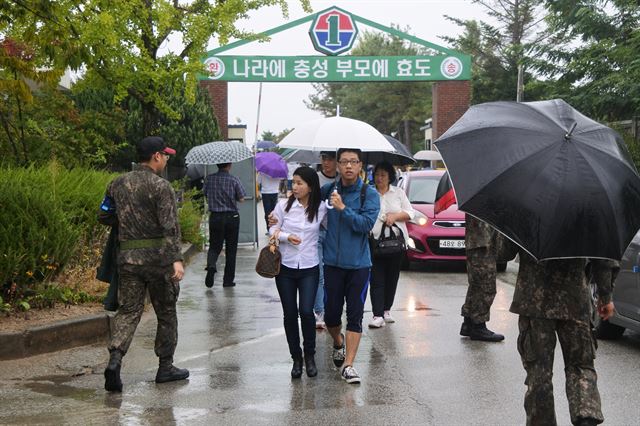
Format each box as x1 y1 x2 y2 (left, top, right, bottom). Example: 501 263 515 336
322 148 380 384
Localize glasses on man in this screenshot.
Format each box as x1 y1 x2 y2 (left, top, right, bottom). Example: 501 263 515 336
338 159 361 166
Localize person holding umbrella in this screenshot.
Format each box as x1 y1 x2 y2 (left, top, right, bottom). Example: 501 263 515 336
435 99 640 426
509 247 618 426
203 162 246 288
321 148 380 384
255 152 287 234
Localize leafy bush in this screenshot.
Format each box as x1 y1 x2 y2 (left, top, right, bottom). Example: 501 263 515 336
0 163 115 300
178 188 206 247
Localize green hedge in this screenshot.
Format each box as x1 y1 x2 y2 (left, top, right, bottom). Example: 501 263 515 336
0 163 115 293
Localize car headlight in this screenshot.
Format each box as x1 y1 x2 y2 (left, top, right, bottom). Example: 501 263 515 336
410 211 428 226
407 238 416 249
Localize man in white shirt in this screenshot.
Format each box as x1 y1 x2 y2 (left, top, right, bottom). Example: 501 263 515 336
257 172 281 234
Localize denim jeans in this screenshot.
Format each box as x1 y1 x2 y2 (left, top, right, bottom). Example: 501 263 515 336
313 229 326 314
275 264 319 358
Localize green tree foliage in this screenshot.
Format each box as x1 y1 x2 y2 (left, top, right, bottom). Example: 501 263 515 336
0 84 125 167
1 0 311 136
306 28 432 153
441 0 548 104
532 0 640 121
260 130 278 142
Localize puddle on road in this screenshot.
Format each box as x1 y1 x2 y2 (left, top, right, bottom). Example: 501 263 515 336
22 381 98 402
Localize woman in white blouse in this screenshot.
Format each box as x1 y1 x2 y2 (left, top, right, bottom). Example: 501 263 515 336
368 161 415 329
269 166 327 379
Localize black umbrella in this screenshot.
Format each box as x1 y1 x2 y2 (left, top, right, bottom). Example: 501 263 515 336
434 99 640 261
361 135 416 165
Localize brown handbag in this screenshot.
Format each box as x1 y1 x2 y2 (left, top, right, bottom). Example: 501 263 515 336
255 232 281 278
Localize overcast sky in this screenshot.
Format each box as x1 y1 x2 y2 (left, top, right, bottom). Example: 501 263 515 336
202 0 489 145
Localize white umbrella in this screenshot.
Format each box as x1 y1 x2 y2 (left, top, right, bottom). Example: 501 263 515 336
279 116 394 152
413 150 442 161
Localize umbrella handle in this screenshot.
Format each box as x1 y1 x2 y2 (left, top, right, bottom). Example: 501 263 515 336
326 189 337 209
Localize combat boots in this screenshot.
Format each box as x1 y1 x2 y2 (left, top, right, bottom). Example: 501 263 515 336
470 321 505 342
155 357 190 383
104 349 123 392
460 317 473 336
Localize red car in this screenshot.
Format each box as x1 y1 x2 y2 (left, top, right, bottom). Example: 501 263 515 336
397 170 466 267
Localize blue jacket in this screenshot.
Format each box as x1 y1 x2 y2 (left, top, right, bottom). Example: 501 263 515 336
321 178 380 269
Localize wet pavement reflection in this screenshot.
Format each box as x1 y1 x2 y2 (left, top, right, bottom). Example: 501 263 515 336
1 236 640 425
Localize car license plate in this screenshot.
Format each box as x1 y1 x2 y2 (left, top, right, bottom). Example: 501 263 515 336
439 239 465 249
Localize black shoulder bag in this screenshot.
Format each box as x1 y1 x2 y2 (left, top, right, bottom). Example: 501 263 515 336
370 223 406 258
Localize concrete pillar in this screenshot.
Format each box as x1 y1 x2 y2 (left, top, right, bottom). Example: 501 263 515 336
199 80 228 140
432 80 471 140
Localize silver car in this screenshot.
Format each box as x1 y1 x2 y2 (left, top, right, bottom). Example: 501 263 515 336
595 231 640 339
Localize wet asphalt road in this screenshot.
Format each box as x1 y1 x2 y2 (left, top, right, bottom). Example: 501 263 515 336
1 235 640 425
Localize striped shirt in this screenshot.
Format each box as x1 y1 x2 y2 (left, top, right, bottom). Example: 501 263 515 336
203 170 247 213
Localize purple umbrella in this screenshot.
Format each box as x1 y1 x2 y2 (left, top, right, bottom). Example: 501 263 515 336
255 152 288 178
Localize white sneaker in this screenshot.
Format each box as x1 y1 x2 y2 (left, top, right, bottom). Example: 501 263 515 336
368 316 385 328
341 365 361 384
384 311 395 323
315 312 325 329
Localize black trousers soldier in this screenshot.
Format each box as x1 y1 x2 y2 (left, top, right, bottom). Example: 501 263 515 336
100 136 188 393
460 215 504 341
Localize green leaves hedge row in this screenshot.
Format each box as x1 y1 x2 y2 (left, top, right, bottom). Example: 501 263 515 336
0 163 115 292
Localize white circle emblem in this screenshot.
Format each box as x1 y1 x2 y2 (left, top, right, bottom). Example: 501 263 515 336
441 57 463 79
205 57 225 80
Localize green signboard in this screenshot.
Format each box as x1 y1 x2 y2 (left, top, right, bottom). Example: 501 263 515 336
201 55 470 82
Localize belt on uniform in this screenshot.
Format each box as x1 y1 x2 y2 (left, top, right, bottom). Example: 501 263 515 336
120 238 165 250
210 211 238 215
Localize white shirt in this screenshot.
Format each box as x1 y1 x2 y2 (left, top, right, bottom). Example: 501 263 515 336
269 199 328 269
287 162 299 180
318 170 338 187
257 172 281 194
371 185 415 243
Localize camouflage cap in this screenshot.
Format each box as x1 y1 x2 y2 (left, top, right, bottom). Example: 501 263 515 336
137 136 176 158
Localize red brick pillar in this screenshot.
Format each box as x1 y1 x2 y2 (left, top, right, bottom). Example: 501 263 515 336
199 80 228 140
432 80 471 139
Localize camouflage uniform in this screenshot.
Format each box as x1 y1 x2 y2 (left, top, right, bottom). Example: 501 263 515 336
461 215 497 322
510 252 618 426
104 165 183 359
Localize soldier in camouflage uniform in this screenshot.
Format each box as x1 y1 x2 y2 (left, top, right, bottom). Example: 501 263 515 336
100 136 189 393
511 251 618 426
459 215 505 341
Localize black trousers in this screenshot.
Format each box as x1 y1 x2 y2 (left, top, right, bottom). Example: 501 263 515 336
369 251 404 317
207 211 240 285
261 193 278 230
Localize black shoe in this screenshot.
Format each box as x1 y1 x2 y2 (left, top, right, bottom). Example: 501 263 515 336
205 268 215 288
222 282 236 287
304 355 317 377
104 350 123 392
291 357 303 379
470 322 505 342
460 317 472 337
575 418 599 426
155 365 190 383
